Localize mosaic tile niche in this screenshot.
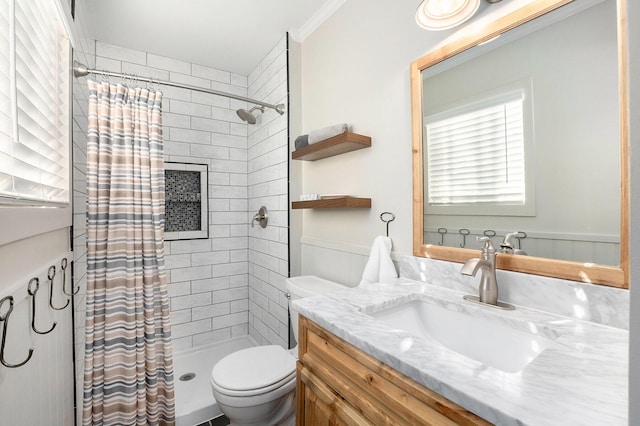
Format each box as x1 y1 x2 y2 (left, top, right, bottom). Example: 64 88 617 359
164 162 208 240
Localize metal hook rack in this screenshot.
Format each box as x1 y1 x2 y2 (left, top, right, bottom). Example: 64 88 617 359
47 266 69 311
0 296 34 368
380 212 395 237
28 278 56 335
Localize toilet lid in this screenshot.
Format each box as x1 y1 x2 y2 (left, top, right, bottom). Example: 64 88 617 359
211 345 296 392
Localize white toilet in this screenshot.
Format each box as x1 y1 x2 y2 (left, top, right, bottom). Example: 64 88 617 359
210 276 346 426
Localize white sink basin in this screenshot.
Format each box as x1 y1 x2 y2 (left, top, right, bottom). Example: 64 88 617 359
369 300 554 373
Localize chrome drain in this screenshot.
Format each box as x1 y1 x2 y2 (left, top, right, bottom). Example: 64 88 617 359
179 372 196 381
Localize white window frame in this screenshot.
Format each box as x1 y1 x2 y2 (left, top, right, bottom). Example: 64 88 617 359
424 79 536 217
0 0 73 246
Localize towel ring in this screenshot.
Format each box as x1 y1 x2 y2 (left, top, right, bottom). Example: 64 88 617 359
380 212 395 237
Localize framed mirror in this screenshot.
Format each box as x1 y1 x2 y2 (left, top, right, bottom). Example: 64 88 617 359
411 0 629 288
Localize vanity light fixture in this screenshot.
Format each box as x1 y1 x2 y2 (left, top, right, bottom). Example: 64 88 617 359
415 0 481 31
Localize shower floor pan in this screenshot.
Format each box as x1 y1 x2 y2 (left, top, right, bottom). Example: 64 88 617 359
174 336 256 426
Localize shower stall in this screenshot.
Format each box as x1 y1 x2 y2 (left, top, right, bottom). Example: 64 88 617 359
72 35 291 425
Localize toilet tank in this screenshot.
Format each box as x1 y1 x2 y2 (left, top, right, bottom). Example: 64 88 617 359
286 276 347 344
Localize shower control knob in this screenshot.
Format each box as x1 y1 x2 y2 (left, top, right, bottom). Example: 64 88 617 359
251 206 268 229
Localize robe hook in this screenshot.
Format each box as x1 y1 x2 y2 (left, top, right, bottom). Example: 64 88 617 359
0 296 34 368
61 257 79 296
380 212 395 237
28 278 56 335
437 227 448 246
48 265 69 311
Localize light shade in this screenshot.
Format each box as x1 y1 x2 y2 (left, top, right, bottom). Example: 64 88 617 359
415 0 481 31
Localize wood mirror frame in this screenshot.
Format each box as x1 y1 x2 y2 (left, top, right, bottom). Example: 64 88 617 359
411 0 629 289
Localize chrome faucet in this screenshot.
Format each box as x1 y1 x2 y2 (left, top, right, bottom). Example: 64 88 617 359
461 237 498 305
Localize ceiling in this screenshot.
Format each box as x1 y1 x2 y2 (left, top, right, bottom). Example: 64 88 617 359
83 0 336 76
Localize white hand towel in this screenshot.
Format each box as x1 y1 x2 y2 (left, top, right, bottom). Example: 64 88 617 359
359 236 398 287
308 123 349 144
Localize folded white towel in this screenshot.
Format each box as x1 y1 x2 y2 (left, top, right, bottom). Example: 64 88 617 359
308 123 349 144
359 236 398 287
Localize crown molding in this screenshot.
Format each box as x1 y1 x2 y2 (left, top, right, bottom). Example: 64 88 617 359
289 0 347 42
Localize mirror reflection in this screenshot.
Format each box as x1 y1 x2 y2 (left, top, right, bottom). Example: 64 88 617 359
422 0 619 265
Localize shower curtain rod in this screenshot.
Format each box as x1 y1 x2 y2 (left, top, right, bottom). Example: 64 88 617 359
72 61 286 115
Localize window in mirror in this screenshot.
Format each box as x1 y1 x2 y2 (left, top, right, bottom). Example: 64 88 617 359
425 82 534 217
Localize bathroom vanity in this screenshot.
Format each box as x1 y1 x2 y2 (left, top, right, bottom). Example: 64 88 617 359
293 281 628 425
296 315 488 425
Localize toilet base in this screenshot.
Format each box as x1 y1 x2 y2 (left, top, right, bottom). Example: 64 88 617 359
222 390 295 426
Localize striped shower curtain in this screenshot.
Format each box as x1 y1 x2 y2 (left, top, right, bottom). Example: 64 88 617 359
83 80 175 426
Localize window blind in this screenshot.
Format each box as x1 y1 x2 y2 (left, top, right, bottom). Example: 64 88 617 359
0 0 70 206
425 92 525 206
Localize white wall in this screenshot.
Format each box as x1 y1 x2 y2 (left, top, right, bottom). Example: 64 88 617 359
0 1 88 423
298 0 447 255
627 0 640 422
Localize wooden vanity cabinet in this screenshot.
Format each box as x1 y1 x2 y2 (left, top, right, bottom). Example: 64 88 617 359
296 316 490 426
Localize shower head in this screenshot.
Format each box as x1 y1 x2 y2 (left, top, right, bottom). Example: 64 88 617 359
236 105 265 125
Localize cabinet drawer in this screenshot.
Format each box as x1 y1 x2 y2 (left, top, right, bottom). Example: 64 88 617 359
298 316 491 426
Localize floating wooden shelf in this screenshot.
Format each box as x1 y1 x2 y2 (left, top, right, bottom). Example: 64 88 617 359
292 197 371 209
292 132 371 161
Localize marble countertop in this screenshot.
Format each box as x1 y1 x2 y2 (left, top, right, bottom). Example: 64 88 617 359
293 280 628 425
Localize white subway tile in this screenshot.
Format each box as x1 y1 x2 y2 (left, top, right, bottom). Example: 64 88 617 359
192 277 230 293
211 262 249 278
170 128 211 145
194 328 231 347
191 91 230 109
191 251 230 266
96 41 146 65
171 293 212 311
210 211 248 225
212 312 248 330
210 199 230 212
172 319 211 339
164 141 191 156
208 172 230 185
95 56 122 73
214 286 249 303
171 239 212 254
229 199 248 211
169 71 210 88
122 62 170 81
209 185 246 199
163 112 191 129
192 64 230 84
192 302 231 321
210 159 246 174
170 309 192 325
209 225 231 238
211 133 247 148
171 265 212 282
230 225 249 237
230 74 247 88
231 323 249 338
191 117 230 134
230 174 248 186
170 99 211 119
148 53 191 74
191 144 229 160
167 281 191 298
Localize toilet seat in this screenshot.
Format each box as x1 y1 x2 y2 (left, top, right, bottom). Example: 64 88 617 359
211 345 296 398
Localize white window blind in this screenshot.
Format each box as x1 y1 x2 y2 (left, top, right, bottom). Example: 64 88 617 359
425 91 525 206
0 0 70 206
